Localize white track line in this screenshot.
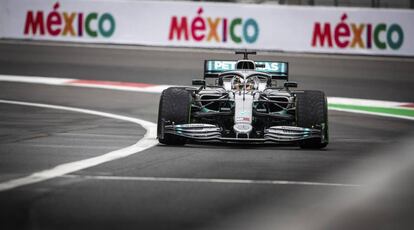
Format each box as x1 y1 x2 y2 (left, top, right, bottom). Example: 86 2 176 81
0 99 158 192
68 82 170 94
62 174 360 188
0 75 74 85
0 74 171 93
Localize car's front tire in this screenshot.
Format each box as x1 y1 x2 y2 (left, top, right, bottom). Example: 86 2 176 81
157 87 192 145
296 90 329 149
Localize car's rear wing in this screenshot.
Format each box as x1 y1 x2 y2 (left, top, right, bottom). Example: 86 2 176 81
204 60 289 80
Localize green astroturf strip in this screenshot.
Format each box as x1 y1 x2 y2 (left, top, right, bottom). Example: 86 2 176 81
328 104 414 117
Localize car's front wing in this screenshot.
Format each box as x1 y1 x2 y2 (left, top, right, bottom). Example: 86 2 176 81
161 123 323 144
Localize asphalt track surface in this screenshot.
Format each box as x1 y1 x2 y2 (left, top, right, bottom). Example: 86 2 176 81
0 41 413 229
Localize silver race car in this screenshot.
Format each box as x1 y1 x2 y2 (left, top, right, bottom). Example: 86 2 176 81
157 51 328 149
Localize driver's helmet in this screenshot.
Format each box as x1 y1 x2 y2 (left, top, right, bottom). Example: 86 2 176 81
231 76 243 90
245 78 257 91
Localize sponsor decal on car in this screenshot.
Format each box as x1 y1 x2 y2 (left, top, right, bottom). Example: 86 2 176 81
236 117 251 122
206 60 287 73
23 2 116 38
168 7 259 44
311 13 404 50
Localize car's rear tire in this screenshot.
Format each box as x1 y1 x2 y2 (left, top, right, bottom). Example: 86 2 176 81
157 87 192 145
296 90 329 149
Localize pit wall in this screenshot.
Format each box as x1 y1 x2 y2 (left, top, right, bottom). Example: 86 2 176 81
1 0 413 56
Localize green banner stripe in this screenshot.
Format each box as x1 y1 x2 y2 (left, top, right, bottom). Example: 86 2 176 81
328 103 414 117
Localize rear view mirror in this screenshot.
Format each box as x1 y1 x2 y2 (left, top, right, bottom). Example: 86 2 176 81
284 81 298 88
192 79 206 87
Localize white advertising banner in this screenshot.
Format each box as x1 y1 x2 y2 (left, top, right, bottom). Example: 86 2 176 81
1 0 413 56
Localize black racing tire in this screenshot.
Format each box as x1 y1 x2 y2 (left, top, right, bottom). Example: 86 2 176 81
296 90 329 149
157 87 192 145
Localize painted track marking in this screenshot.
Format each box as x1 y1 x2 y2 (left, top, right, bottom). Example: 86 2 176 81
0 99 158 192
328 107 414 121
0 74 171 93
62 174 360 188
0 99 359 191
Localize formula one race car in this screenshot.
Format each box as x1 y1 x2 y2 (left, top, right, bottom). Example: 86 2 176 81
157 51 328 149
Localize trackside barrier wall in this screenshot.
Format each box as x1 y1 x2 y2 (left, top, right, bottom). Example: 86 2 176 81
1 0 413 56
